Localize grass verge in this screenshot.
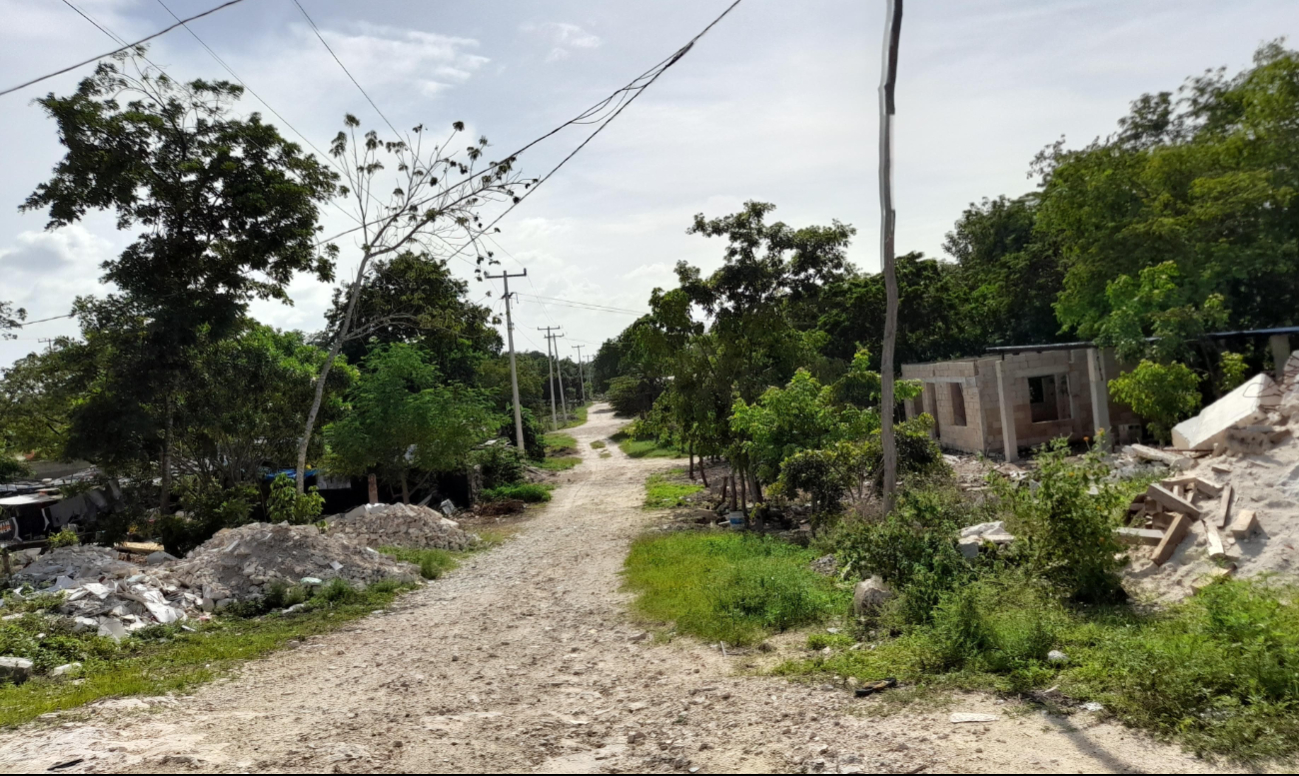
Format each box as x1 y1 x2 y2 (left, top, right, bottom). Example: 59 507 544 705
0 579 413 728
623 531 847 646
644 469 704 509
539 431 582 471
612 431 684 459
556 404 589 430
481 483 552 503
772 575 1299 762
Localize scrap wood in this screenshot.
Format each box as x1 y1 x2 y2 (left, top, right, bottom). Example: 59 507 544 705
1215 484 1234 529
1147 484 1201 518
1160 476 1224 497
1129 444 1194 470
1191 565 1236 594
1229 509 1259 540
1203 519 1227 560
1115 527 1164 546
1152 513 1192 566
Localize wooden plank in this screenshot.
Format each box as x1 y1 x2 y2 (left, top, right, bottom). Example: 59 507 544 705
1149 511 1173 530
1131 444 1194 470
1192 478 1224 497
1152 514 1192 566
1216 484 1234 529
1203 519 1227 560
1229 509 1259 540
1210 463 1232 475
1162 476 1224 497
1115 527 1165 546
1147 484 1202 518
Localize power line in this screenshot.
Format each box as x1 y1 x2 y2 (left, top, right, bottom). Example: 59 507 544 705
13 312 76 327
1 0 250 97
59 0 127 46
515 293 646 316
289 0 403 140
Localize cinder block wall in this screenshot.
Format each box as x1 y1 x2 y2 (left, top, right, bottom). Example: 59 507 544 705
901 360 986 454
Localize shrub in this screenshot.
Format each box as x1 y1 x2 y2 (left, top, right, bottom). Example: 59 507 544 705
46 528 79 548
470 444 527 490
480 483 551 503
1108 360 1201 443
158 481 257 557
380 546 458 580
994 439 1128 604
500 407 546 460
266 473 324 525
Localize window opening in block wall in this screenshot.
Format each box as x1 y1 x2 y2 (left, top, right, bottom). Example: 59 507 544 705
1029 374 1071 423
949 383 967 426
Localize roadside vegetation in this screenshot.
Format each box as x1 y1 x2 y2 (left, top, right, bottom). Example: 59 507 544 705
643 469 703 509
612 430 684 459
623 532 846 646
537 432 582 472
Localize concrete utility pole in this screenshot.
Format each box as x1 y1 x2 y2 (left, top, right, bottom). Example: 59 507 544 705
538 326 563 430
572 345 587 405
878 0 904 508
486 269 528 451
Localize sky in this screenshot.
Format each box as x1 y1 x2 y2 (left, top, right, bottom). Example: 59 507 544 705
1 0 1297 369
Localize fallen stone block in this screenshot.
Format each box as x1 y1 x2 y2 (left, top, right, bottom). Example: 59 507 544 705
1229 509 1259 540
1172 373 1282 451
1129 444 1193 470
0 656 34 683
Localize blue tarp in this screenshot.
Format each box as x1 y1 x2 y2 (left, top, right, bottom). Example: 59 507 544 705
262 468 318 482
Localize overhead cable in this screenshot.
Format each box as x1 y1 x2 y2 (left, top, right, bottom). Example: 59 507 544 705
0 0 250 97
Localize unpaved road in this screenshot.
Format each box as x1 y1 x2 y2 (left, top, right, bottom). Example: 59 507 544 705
0 405 1256 773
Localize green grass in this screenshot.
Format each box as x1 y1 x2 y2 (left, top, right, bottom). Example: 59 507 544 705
590 440 606 449
644 469 704 509
481 483 552 503
0 580 414 728
623 532 848 646
613 431 684 459
538 431 582 471
556 404 589 430
379 546 459 579
772 575 1299 763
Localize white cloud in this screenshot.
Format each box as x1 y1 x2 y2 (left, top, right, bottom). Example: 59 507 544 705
522 21 602 63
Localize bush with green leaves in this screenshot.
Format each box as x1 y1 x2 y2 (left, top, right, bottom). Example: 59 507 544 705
993 439 1128 604
480 483 551 503
266 473 324 525
157 480 257 557
470 444 527 491
46 528 80 548
1108 360 1201 443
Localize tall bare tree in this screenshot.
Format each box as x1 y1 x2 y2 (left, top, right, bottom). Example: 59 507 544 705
296 117 528 493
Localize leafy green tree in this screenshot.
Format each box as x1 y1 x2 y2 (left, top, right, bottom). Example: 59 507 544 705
324 344 497 503
1109 361 1202 443
22 54 338 507
0 301 24 340
266 473 325 524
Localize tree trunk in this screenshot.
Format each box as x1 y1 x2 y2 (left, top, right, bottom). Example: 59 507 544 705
368 472 379 504
688 444 695 480
699 460 709 488
750 471 762 504
400 471 410 505
297 252 374 494
728 474 737 512
740 467 748 512
877 0 904 509
158 401 173 514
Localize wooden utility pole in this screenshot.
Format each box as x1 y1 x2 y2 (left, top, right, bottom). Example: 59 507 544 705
879 0 904 507
486 269 528 451
538 326 563 430
572 345 587 405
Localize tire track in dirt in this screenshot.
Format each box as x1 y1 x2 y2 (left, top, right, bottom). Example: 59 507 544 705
0 404 1248 773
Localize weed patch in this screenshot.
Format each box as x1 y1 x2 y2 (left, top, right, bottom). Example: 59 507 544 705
481 483 552 503
644 469 704 509
623 532 848 646
617 435 684 459
590 440 606 449
379 546 458 579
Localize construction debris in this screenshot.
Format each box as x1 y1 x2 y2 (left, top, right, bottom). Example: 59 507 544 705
1119 365 1299 600
325 502 478 552
169 522 421 605
957 521 1015 559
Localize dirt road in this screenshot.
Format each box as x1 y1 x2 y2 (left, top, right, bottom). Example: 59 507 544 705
0 405 1243 773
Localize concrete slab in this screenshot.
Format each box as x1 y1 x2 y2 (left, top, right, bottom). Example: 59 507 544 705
1172 373 1282 450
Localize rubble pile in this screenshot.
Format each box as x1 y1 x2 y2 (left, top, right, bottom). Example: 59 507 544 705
325 502 479 551
10 546 197 638
168 522 421 604
1120 360 1299 602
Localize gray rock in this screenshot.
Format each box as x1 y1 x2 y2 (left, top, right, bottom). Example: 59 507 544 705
145 550 178 566
97 617 127 641
1047 649 1069 664
958 537 981 559
51 662 81 677
852 577 894 616
0 656 34 683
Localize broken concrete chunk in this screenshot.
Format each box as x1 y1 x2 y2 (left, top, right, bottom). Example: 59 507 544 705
1129 444 1193 470
852 577 894 617
97 617 127 641
1172 373 1282 451
1229 509 1259 540
50 662 81 677
950 713 999 724
0 657 34 683
1203 519 1227 560
145 551 177 566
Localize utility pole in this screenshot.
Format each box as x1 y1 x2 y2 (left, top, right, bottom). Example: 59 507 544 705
878 0 904 508
485 269 528 451
572 345 587 405
538 325 563 430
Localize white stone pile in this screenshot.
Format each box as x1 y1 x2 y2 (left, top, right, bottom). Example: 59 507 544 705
10 546 196 639
325 502 479 552
166 522 421 605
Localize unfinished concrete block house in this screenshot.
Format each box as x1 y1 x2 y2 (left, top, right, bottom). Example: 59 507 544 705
902 330 1296 462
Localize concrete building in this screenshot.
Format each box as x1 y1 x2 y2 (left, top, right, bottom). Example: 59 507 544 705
901 345 1142 462
902 329 1296 462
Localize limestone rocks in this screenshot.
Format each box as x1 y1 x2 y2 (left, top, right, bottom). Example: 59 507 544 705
852 577 894 616
326 502 479 552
